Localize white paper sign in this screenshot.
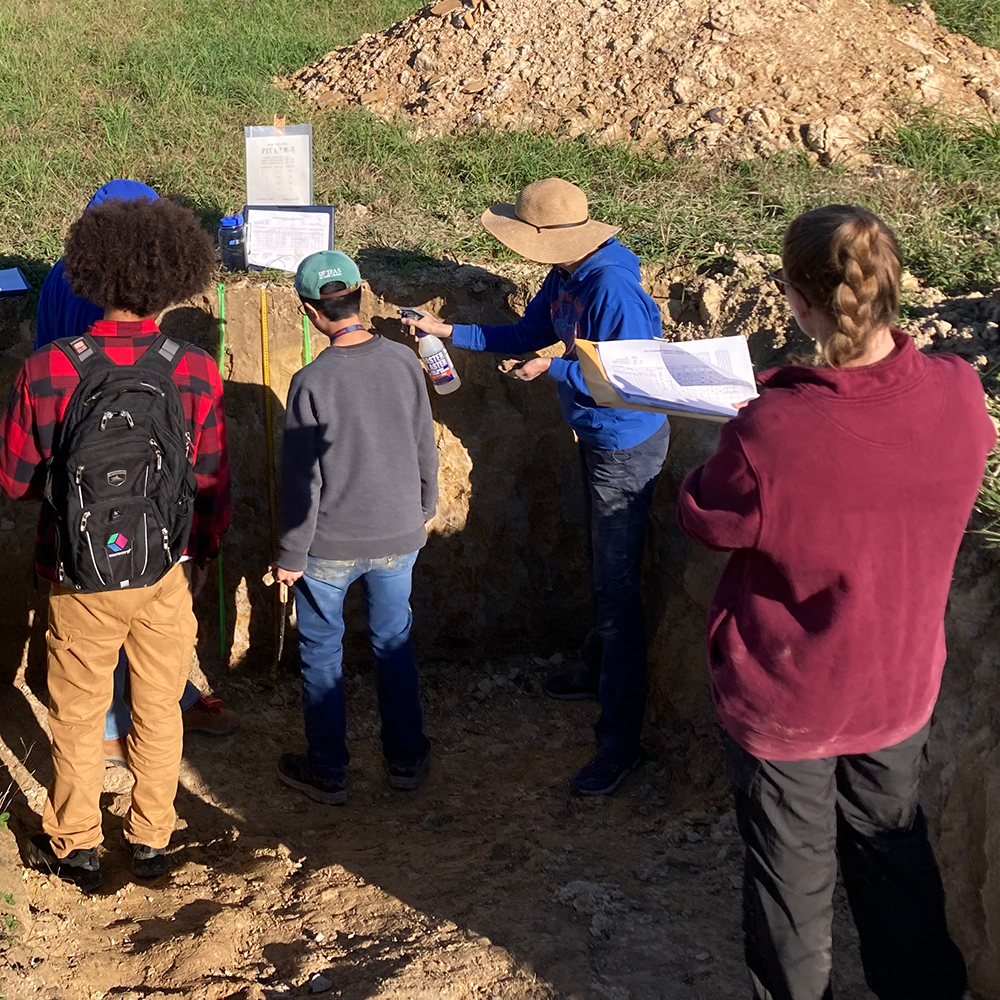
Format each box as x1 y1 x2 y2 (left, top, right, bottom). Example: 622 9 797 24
245 208 333 273
597 336 758 419
245 124 313 206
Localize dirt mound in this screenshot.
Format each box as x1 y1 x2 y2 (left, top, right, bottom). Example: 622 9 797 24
284 0 1000 159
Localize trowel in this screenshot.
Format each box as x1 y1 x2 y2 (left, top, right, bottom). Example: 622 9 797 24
262 569 291 673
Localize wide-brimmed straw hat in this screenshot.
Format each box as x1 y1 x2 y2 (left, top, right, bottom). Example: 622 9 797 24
481 178 620 265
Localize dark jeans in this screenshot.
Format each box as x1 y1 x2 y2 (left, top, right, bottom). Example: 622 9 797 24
105 648 200 740
294 552 427 780
578 421 669 759
725 722 967 1000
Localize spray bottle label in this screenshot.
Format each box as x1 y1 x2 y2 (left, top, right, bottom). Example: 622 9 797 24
424 349 456 385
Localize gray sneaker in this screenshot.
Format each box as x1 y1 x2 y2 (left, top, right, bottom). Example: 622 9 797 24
124 838 168 880
542 668 599 701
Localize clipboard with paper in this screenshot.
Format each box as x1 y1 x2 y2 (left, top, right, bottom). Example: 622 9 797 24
243 204 335 273
575 335 758 422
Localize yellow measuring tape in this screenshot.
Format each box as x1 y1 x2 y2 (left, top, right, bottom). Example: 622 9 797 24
260 287 278 554
260 287 283 678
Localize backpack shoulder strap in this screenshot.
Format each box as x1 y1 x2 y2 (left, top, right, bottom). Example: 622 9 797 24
55 334 112 376
136 334 189 376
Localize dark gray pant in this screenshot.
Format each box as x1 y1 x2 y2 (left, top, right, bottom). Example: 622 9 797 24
578 421 669 759
725 722 967 1000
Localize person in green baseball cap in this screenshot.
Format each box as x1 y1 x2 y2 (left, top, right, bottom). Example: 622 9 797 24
272 250 439 805
293 249 363 304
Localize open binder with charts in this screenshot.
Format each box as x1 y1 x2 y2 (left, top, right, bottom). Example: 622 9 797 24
575 335 758 422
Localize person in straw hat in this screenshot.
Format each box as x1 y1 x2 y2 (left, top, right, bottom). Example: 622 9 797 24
404 178 669 796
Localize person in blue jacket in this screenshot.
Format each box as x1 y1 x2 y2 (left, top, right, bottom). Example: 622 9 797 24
35 181 159 349
35 180 238 761
404 178 669 795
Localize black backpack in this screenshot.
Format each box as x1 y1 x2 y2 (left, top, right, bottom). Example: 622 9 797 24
44 333 198 593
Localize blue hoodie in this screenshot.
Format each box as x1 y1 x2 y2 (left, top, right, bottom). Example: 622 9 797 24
451 239 667 450
34 180 159 350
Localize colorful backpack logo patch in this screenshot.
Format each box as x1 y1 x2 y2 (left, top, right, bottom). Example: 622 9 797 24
107 533 129 552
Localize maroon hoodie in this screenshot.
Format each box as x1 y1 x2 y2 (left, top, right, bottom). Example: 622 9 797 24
679 331 996 760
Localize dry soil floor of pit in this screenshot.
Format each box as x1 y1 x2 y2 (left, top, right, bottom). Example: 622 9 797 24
0 654 875 1000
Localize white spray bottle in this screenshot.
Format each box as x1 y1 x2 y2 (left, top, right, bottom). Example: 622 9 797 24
401 308 462 395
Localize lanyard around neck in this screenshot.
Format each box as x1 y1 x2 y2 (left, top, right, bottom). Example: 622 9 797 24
330 323 367 340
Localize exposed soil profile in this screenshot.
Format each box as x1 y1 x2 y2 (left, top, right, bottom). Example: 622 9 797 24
0 254 998 998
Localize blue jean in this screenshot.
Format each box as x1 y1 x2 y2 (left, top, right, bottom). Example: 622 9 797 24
579 421 669 759
295 551 427 780
104 648 201 741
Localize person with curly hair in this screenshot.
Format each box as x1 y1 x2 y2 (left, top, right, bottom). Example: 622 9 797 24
35 180 159 349
34 181 239 764
0 196 231 890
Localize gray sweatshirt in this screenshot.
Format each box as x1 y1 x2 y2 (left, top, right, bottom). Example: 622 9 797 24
278 335 439 570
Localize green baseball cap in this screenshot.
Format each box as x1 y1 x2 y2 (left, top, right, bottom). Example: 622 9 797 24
294 250 362 299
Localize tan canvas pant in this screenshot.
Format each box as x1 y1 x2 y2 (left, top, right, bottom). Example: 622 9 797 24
43 563 197 856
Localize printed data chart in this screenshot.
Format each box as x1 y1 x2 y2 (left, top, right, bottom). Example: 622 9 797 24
597 336 757 418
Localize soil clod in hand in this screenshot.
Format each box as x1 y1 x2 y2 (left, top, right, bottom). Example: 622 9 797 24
498 359 527 377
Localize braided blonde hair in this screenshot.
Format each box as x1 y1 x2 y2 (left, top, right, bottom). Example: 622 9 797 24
783 205 902 368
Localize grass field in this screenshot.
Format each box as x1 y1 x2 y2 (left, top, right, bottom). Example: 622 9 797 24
0 0 415 273
2 0 1000 294
924 0 1000 49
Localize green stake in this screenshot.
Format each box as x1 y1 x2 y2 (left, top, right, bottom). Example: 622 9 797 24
302 313 312 366
217 282 227 661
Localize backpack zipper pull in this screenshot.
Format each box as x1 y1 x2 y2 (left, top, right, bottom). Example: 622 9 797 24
150 438 162 471
185 432 193 462
100 410 114 431
75 466 84 485
79 510 91 532
161 528 170 552
120 410 134 428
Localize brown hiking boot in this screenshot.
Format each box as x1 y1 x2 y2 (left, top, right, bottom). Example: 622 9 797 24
182 695 239 736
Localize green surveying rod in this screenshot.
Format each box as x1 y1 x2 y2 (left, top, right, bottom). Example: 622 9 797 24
217 283 227 660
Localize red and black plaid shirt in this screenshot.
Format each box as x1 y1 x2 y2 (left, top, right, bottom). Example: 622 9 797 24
0 319 231 583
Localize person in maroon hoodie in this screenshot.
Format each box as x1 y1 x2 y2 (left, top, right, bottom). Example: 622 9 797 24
678 204 996 1000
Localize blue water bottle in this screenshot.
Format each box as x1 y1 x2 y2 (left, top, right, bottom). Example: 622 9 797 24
218 213 246 271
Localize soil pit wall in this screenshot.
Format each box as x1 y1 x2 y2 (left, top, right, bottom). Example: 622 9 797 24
206 260 594 668
0 260 595 688
0 258 997 996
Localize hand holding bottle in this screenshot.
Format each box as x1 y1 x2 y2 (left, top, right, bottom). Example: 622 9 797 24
400 308 452 340
401 308 461 395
